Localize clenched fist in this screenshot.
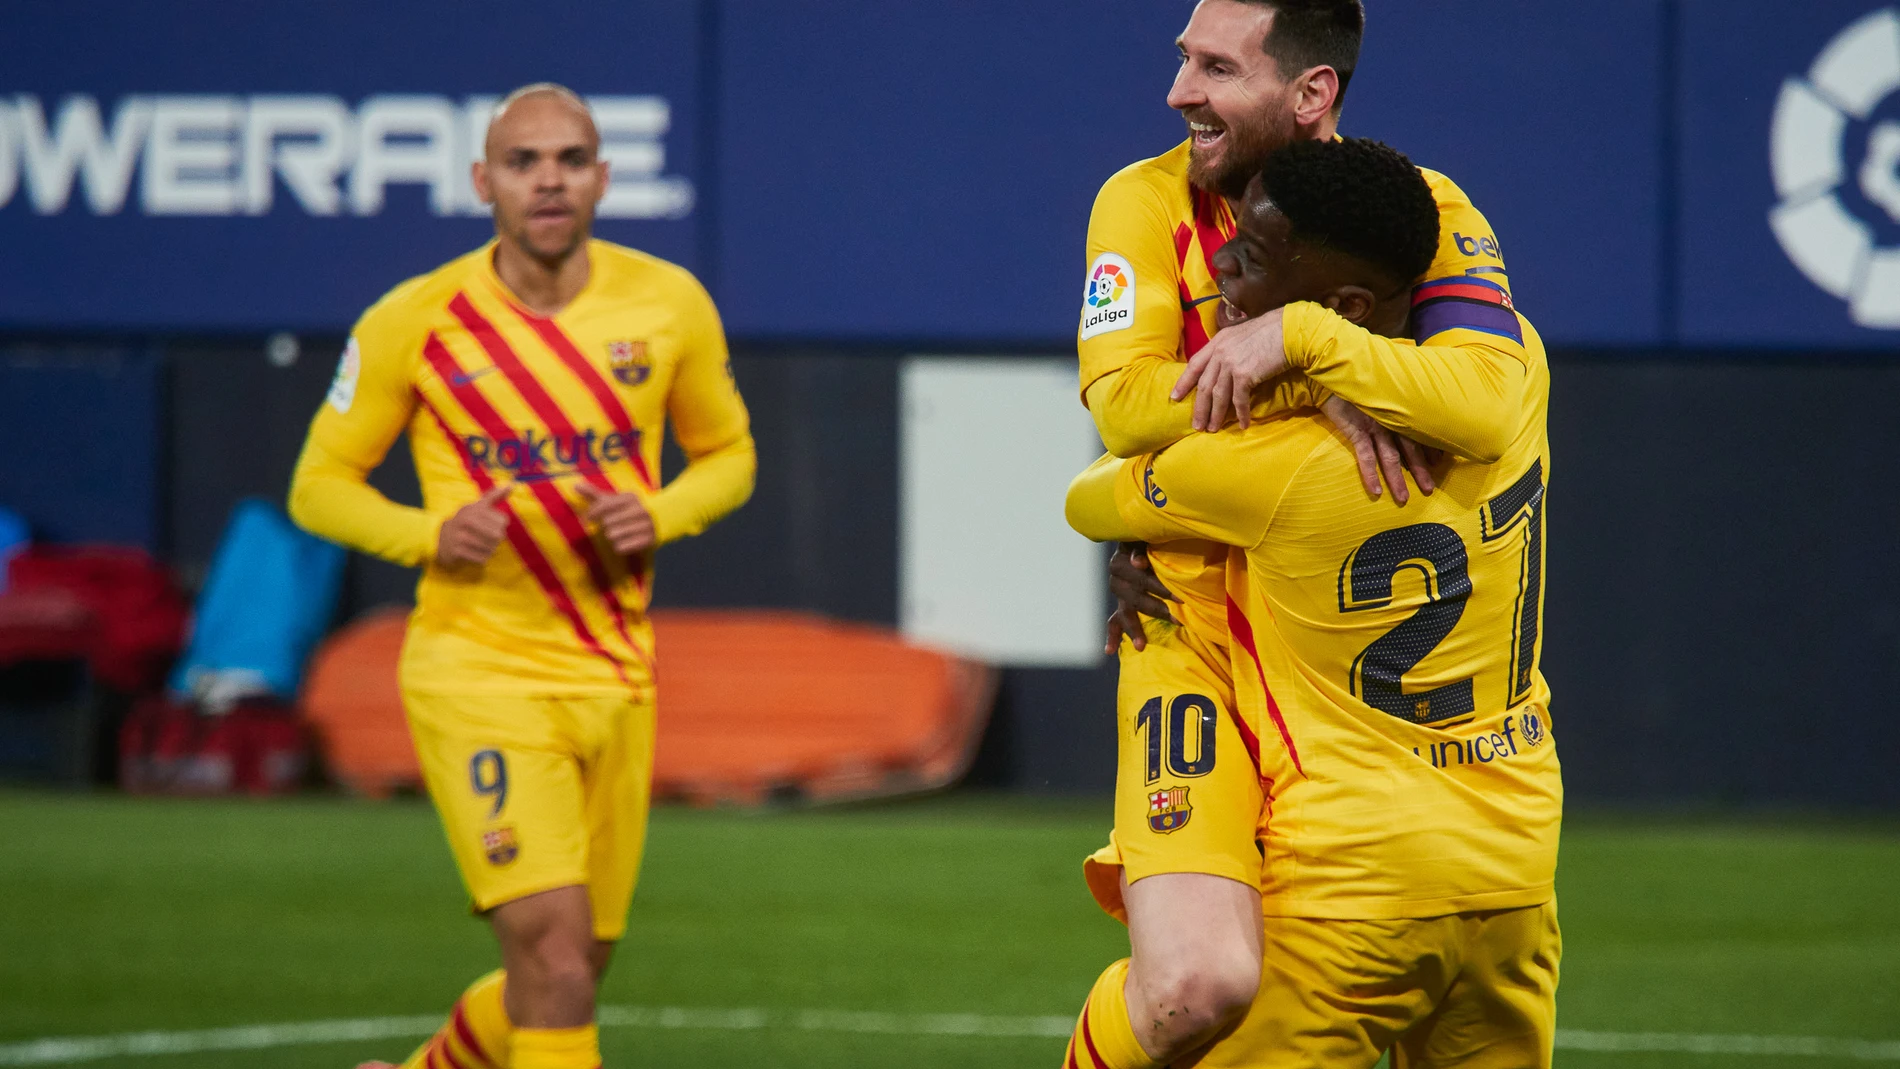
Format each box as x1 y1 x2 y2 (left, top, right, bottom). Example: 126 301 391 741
436 482 513 567
575 481 656 555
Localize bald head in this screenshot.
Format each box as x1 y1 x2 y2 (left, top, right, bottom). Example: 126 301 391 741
484 83 598 159
472 82 607 266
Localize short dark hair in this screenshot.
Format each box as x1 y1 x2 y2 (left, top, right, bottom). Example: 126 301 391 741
1238 0 1365 106
1257 137 1439 285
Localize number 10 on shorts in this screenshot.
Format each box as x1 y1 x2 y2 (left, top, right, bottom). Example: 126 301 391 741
1134 694 1218 785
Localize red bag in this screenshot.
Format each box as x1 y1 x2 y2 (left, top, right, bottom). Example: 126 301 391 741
8 546 187 692
119 696 308 796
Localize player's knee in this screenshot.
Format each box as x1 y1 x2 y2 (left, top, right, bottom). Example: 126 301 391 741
1139 953 1258 1035
524 941 596 1002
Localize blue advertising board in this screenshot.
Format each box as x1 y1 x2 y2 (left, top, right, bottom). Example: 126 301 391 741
1679 0 1900 347
7 0 1894 351
0 1 701 332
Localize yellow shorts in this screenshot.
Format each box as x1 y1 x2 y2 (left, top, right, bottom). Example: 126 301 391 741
1188 901 1562 1069
404 688 656 942
1084 620 1262 921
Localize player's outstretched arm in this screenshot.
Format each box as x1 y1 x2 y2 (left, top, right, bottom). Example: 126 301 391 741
287 335 440 567
643 278 756 546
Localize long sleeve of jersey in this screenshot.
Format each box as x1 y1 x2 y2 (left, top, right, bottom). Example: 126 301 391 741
288 327 442 567
646 280 756 545
1274 169 1534 463
1280 301 1533 463
1084 357 1331 458
1066 434 1287 549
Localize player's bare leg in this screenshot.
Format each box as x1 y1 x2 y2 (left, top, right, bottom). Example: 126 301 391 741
1123 871 1263 1060
491 885 600 1027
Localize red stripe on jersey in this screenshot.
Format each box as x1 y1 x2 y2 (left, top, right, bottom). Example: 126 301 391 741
419 341 636 684
1413 279 1512 308
423 1037 448 1069
505 305 658 492
449 1001 490 1068
1226 595 1304 778
1078 1008 1109 1069
1191 186 1235 282
441 301 658 676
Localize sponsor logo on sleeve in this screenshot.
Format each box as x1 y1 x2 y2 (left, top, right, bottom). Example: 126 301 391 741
326 336 361 413
1080 252 1136 340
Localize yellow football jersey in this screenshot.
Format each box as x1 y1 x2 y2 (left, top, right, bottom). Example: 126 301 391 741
289 239 755 696
1068 314 1559 919
1075 139 1533 673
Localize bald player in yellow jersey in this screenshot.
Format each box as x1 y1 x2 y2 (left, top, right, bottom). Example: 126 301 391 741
1063 2 1542 1067
288 85 754 1069
1072 138 1558 1068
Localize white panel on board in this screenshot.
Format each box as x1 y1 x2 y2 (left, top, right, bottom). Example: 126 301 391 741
899 357 1105 667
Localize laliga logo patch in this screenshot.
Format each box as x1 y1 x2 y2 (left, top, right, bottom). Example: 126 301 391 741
609 340 651 386
482 826 519 866
1520 711 1547 748
1080 252 1136 340
327 337 361 414
1147 786 1192 833
1771 7 1900 326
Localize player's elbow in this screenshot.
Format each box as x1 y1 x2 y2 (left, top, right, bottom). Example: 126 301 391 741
1459 424 1510 465
285 469 324 536
725 437 758 508
1063 487 1114 543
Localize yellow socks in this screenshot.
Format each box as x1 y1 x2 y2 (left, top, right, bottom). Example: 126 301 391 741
1063 958 1161 1069
511 1024 601 1069
400 969 511 1069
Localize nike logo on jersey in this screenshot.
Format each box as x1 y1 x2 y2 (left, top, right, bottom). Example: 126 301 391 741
452 365 500 386
1182 293 1223 310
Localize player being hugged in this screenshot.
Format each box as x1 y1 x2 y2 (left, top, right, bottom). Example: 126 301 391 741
1069 137 1559 1068
1067 1 1544 1066
289 84 755 1069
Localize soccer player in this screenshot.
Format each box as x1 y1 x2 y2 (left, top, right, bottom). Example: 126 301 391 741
287 84 755 1069
1068 1 1537 1064
1069 137 1560 1067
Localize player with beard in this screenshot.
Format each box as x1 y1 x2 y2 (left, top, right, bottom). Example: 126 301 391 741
1068 136 1558 1069
290 84 755 1069
1068 2 1534 1066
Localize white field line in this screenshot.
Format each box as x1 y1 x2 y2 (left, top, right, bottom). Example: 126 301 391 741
0 1008 1897 1065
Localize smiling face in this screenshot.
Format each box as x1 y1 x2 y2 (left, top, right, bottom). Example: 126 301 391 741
1210 172 1404 334
472 90 607 265
1166 0 1303 199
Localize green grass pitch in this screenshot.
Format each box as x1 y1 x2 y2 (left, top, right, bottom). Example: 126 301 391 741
0 790 1896 1067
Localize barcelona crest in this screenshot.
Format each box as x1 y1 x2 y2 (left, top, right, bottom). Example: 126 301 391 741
1148 787 1192 833
482 826 519 866
608 340 651 386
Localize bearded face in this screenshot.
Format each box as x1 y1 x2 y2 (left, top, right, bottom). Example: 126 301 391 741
1183 101 1299 200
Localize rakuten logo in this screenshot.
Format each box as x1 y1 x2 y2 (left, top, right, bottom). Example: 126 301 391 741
464 428 642 480
0 93 692 219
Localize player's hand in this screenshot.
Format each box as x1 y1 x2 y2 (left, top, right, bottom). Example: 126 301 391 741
1171 306 1289 432
1105 543 1179 654
575 481 656 555
436 482 513 567
1320 396 1442 505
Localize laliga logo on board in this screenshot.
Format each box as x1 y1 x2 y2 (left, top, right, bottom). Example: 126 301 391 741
1770 7 1900 327
1079 252 1135 340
